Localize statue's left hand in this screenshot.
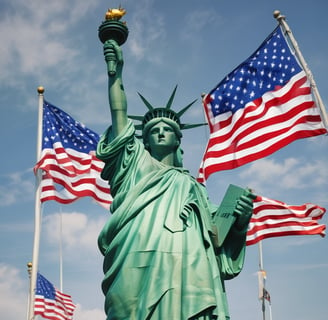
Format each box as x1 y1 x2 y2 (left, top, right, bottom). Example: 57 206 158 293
233 190 256 231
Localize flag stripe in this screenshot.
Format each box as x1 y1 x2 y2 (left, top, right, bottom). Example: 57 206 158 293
40 177 111 207
36 145 105 173
246 228 326 246
198 73 326 180
198 26 327 183
206 71 311 135
246 196 326 245
34 101 112 208
34 273 76 320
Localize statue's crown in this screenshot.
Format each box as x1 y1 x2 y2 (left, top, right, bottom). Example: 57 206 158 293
129 85 207 138
143 108 180 127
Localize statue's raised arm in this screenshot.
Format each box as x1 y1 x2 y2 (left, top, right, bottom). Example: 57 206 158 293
103 39 128 137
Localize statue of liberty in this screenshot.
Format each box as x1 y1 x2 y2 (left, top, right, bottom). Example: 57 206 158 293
96 15 255 319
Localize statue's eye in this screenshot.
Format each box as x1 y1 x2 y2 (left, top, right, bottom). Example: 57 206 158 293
150 128 160 134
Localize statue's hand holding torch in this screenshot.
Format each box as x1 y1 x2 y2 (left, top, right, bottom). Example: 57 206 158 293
104 39 123 77
98 7 129 77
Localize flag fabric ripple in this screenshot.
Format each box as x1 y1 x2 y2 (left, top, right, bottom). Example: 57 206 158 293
34 272 76 320
246 195 326 246
198 26 327 183
34 101 112 209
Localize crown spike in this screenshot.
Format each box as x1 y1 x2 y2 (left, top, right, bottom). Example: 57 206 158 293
132 86 206 135
138 92 154 111
181 123 207 130
128 115 144 121
165 85 178 109
176 99 198 117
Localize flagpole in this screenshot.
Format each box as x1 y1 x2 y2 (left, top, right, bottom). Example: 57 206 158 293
258 241 266 320
27 86 45 320
26 262 32 320
274 10 328 127
59 208 63 292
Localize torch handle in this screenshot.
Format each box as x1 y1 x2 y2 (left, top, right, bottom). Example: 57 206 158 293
104 45 117 77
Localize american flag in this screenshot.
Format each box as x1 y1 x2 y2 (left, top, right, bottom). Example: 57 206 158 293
263 288 271 304
34 272 76 320
246 195 326 246
257 270 271 304
198 26 327 183
34 101 112 208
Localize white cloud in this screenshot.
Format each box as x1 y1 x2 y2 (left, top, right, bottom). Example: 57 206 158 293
181 9 223 41
43 211 107 257
127 1 166 61
240 157 328 194
0 264 27 320
74 304 105 320
0 0 98 86
0 263 106 320
0 169 34 206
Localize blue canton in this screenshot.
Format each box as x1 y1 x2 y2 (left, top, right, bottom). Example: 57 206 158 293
36 273 56 300
42 101 100 153
209 26 302 116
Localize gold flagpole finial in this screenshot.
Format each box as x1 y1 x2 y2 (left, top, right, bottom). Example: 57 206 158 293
37 86 44 94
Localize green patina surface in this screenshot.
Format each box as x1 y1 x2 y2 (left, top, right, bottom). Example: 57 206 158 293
97 16 254 320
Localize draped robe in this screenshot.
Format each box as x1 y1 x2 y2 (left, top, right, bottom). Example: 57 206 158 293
96 120 248 320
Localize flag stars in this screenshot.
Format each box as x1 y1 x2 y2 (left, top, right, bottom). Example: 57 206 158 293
208 27 301 116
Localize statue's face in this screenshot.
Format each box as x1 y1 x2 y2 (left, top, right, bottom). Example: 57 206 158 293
147 121 179 154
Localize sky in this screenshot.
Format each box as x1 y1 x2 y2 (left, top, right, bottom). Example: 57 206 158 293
1 0 328 319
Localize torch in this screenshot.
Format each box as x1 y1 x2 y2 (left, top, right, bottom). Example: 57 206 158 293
98 7 129 76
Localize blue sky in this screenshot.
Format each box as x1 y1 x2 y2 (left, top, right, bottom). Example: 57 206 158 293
1 0 327 319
